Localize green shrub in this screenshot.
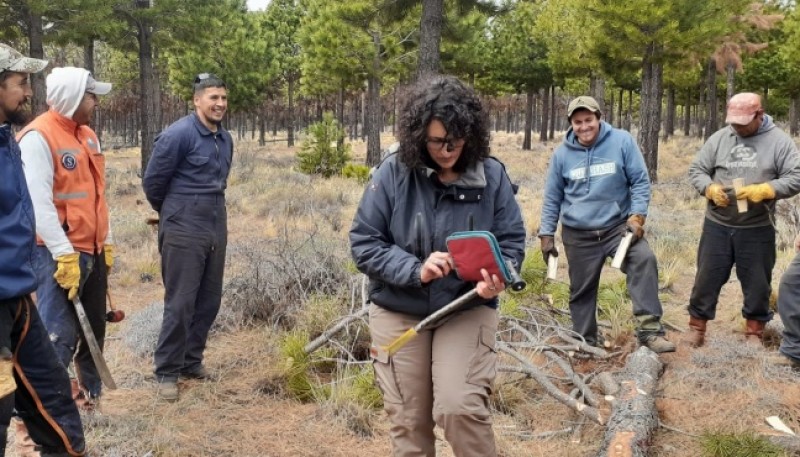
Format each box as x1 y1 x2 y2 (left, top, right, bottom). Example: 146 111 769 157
297 112 351 177
342 163 371 184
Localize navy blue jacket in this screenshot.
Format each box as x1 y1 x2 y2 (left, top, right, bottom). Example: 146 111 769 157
350 154 526 317
0 123 38 300
143 113 233 211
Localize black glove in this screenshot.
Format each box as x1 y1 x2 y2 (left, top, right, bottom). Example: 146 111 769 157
539 236 558 264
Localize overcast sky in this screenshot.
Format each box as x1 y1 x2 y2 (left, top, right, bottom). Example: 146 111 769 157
247 0 270 11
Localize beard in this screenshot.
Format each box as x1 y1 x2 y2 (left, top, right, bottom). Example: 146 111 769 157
5 107 32 126
5 108 33 127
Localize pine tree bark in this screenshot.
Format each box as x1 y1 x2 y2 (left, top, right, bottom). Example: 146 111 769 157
664 87 675 139
539 88 549 143
365 33 382 166
416 0 443 80
522 89 533 150
136 0 159 175
23 4 46 116
704 57 718 141
596 347 664 457
638 49 663 183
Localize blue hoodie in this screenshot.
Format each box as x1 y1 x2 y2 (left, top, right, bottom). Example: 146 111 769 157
539 121 650 235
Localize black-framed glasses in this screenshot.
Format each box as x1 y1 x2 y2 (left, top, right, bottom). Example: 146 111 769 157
426 137 464 152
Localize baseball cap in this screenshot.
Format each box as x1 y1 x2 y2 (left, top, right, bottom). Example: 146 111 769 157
567 96 601 119
725 93 761 125
0 43 48 73
86 73 112 95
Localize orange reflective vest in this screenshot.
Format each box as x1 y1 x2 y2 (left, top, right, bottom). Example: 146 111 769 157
18 110 109 254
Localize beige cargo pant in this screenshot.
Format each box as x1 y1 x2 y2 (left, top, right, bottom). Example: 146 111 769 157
369 303 498 457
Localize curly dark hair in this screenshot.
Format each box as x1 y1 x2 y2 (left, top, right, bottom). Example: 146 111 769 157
397 75 490 173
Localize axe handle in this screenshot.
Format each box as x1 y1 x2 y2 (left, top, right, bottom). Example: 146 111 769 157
611 232 634 269
547 255 558 281
72 297 117 389
733 178 748 213
384 289 478 356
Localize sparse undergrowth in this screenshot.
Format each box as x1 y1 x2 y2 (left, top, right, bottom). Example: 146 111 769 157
40 133 800 457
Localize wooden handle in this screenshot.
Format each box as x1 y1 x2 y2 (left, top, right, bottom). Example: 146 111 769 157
733 178 747 213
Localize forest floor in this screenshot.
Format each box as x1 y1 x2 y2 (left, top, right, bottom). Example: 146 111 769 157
6 130 800 457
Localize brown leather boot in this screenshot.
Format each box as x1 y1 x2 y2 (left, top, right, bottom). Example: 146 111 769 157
745 319 766 347
685 316 707 348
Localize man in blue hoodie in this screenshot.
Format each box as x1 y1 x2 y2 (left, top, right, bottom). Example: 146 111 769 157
687 92 800 348
539 96 675 353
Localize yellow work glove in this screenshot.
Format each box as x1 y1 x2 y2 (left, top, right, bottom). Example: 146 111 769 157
54 253 81 300
104 244 114 273
705 183 730 207
736 183 776 203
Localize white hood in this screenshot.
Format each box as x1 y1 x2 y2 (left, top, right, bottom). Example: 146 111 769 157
46 67 90 119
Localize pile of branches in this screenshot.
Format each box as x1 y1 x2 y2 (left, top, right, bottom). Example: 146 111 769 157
304 286 666 456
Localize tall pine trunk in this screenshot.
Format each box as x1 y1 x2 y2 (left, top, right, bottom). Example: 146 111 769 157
365 33 382 166
24 4 46 116
416 0 443 79
549 85 556 141
726 62 736 103
638 48 663 183
539 87 549 143
704 57 718 141
137 0 159 175
522 90 533 150
287 77 296 147
664 87 675 139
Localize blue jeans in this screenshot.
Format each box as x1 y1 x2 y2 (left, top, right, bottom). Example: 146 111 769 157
32 246 107 398
689 218 775 321
0 295 85 456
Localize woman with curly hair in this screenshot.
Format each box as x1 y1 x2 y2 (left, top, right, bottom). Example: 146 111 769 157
349 75 525 457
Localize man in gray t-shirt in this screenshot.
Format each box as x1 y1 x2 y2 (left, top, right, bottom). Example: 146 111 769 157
687 92 800 348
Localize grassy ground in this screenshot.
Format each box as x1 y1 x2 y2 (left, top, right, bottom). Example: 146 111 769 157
8 129 800 457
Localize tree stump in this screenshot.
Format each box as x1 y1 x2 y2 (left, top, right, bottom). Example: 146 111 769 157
596 347 664 457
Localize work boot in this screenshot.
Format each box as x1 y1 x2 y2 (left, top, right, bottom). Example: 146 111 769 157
745 319 766 347
70 379 98 413
180 365 211 380
766 353 800 371
685 316 707 348
13 417 40 457
156 379 179 402
642 335 676 353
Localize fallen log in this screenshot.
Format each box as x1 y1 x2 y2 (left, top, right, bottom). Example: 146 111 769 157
596 347 664 457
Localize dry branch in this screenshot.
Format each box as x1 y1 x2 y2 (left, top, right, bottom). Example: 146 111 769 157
498 342 605 425
596 347 664 457
544 351 600 407
304 307 369 354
